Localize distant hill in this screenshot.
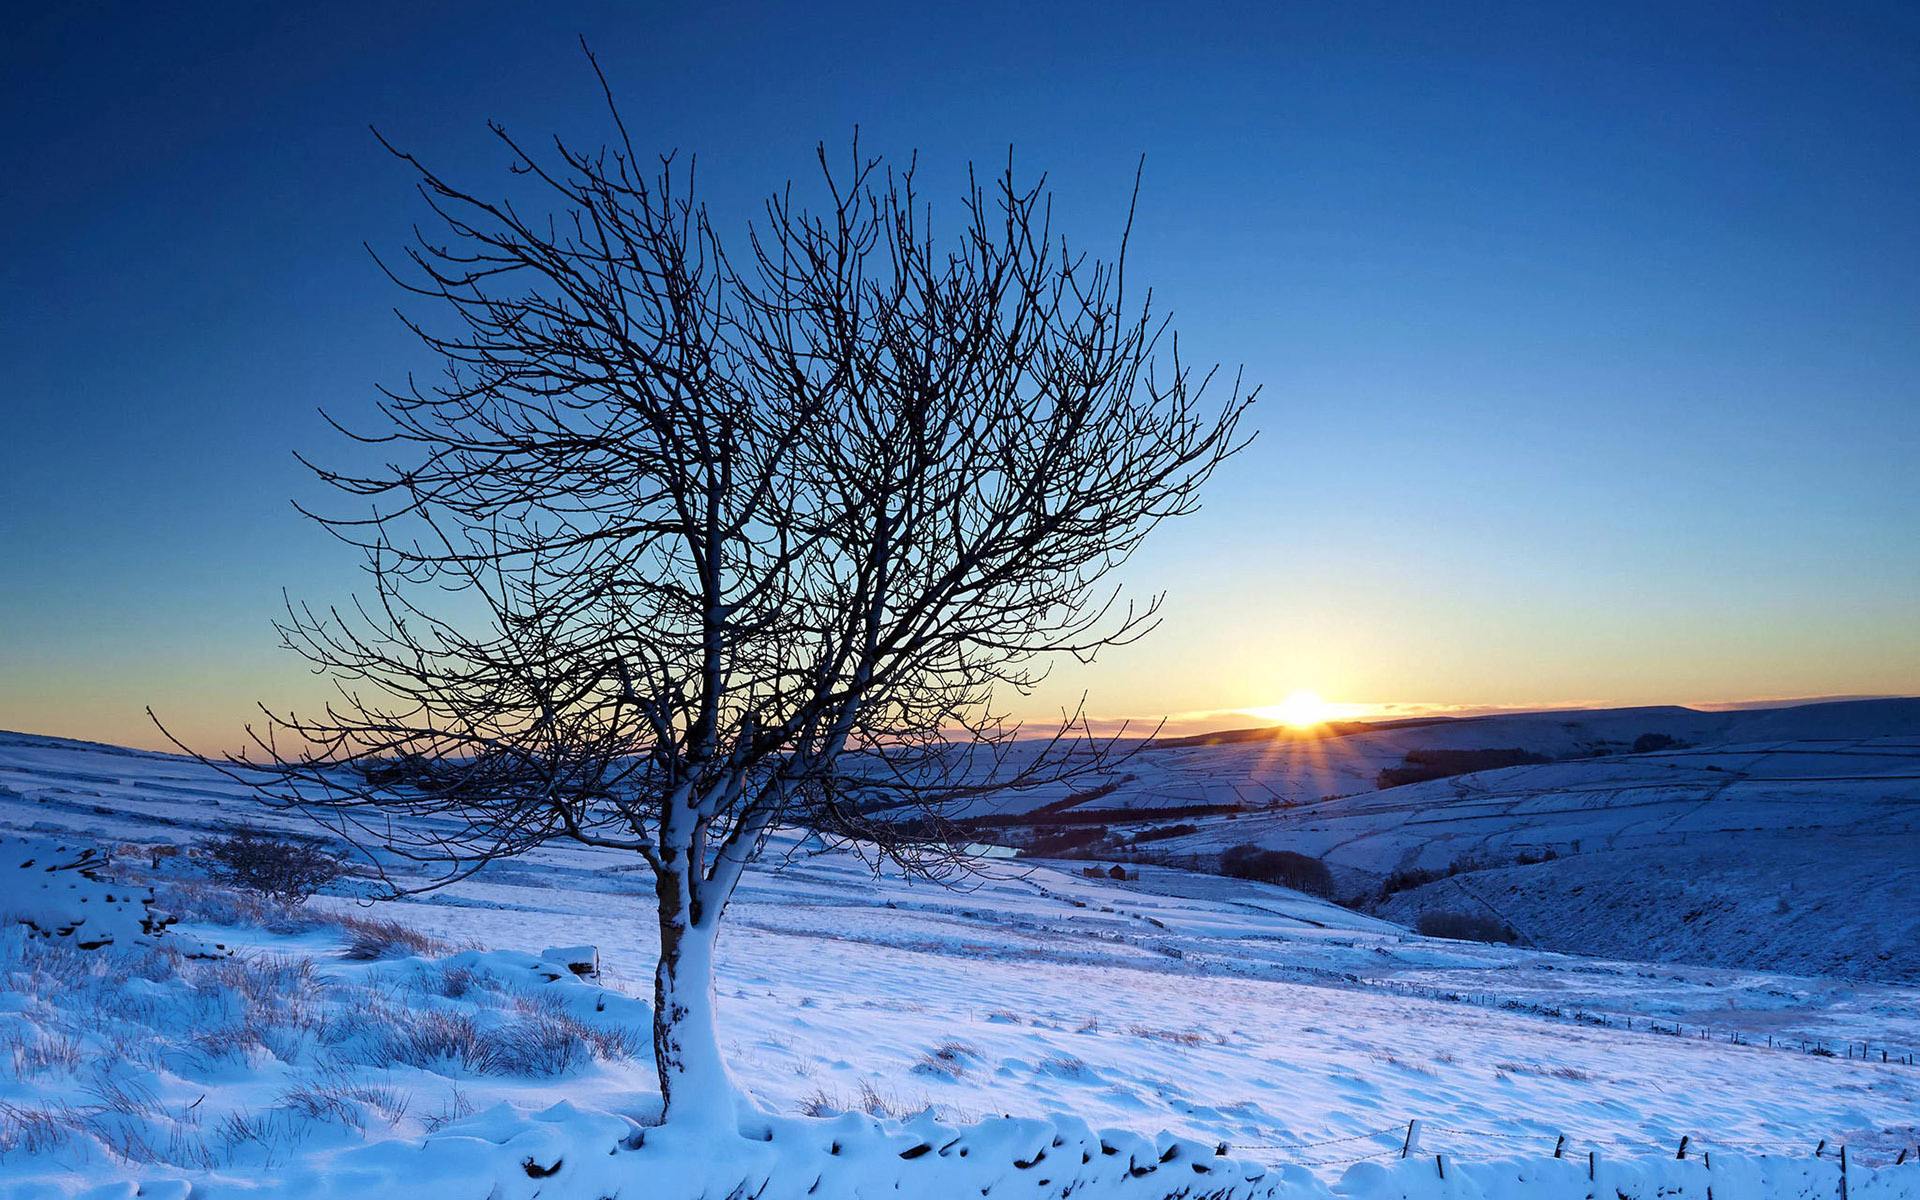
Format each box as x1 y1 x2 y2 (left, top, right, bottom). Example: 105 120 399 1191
1124 699 1920 981
936 697 1920 819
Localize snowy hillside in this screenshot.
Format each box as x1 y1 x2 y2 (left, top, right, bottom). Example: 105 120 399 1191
952 698 1920 819
1127 713 1920 981
2 729 1920 1197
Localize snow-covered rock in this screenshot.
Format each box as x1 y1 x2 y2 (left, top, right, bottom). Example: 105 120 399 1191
0 835 175 949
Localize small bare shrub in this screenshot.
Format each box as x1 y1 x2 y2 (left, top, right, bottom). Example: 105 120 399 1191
200 830 345 904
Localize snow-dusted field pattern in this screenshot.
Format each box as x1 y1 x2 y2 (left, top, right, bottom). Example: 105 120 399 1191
1011 700 1920 982
2 722 1918 1198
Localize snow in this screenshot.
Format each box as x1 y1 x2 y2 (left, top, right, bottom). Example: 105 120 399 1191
942 698 1920 819
2 727 1919 1197
1136 735 1920 980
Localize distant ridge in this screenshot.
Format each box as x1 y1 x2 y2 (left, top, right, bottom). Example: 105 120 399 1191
1152 715 1462 750
1149 697 1920 751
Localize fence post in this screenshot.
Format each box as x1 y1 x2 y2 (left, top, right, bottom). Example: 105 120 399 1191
1816 1140 1827 1158
1677 1136 1690 1160
1840 1145 1849 1200
1402 1120 1421 1159
1554 1135 1566 1159
1589 1150 1598 1182
1705 1150 1714 1200
1435 1154 1446 1180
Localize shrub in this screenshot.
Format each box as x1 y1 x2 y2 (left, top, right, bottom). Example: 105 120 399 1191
1218 845 1335 897
1632 732 1682 753
1129 822 1197 844
1380 864 1445 896
200 830 345 904
1416 909 1518 943
1375 748 1550 790
1378 851 1507 901
1020 826 1110 858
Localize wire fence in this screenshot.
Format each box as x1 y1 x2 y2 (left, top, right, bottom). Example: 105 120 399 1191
1222 1119 1920 1171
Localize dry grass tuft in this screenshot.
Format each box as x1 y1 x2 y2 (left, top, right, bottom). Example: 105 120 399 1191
337 914 446 961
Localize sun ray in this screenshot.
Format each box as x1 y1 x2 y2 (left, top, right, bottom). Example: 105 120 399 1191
1268 690 1334 729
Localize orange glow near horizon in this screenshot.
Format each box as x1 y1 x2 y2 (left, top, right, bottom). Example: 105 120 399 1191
1250 689 1339 730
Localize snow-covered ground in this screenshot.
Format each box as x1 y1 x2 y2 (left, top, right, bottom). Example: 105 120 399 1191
1132 729 1920 981
3 729 1919 1197
937 699 1920 818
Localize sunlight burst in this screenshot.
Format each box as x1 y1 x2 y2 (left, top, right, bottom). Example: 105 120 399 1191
1269 689 1334 729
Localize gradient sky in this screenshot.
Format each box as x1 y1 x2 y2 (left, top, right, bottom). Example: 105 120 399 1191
3 1 1917 751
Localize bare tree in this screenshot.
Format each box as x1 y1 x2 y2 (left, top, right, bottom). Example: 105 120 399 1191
161 58 1253 1127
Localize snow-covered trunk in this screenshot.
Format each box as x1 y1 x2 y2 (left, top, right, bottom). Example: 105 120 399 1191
652 855 737 1128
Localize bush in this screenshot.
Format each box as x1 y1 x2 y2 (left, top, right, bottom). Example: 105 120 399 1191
1632 732 1682 753
1379 864 1444 896
1217 845 1335 897
1375 748 1550 790
1019 826 1111 858
200 830 346 904
1378 852 1506 901
1416 909 1518 943
1129 822 1197 845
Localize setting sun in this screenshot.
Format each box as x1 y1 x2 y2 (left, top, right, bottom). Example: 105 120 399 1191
1269 689 1334 729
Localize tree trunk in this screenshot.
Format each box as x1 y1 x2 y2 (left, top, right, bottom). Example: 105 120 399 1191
654 864 737 1128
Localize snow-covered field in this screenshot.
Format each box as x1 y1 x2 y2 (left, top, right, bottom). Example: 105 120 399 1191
938 700 1920 818
1134 733 1920 980
3 729 1919 1197
958 700 1920 982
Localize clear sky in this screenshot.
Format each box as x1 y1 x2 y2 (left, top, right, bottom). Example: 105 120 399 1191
3 2 1916 751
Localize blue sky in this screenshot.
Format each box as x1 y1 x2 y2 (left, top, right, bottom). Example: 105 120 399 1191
3 1 1916 748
